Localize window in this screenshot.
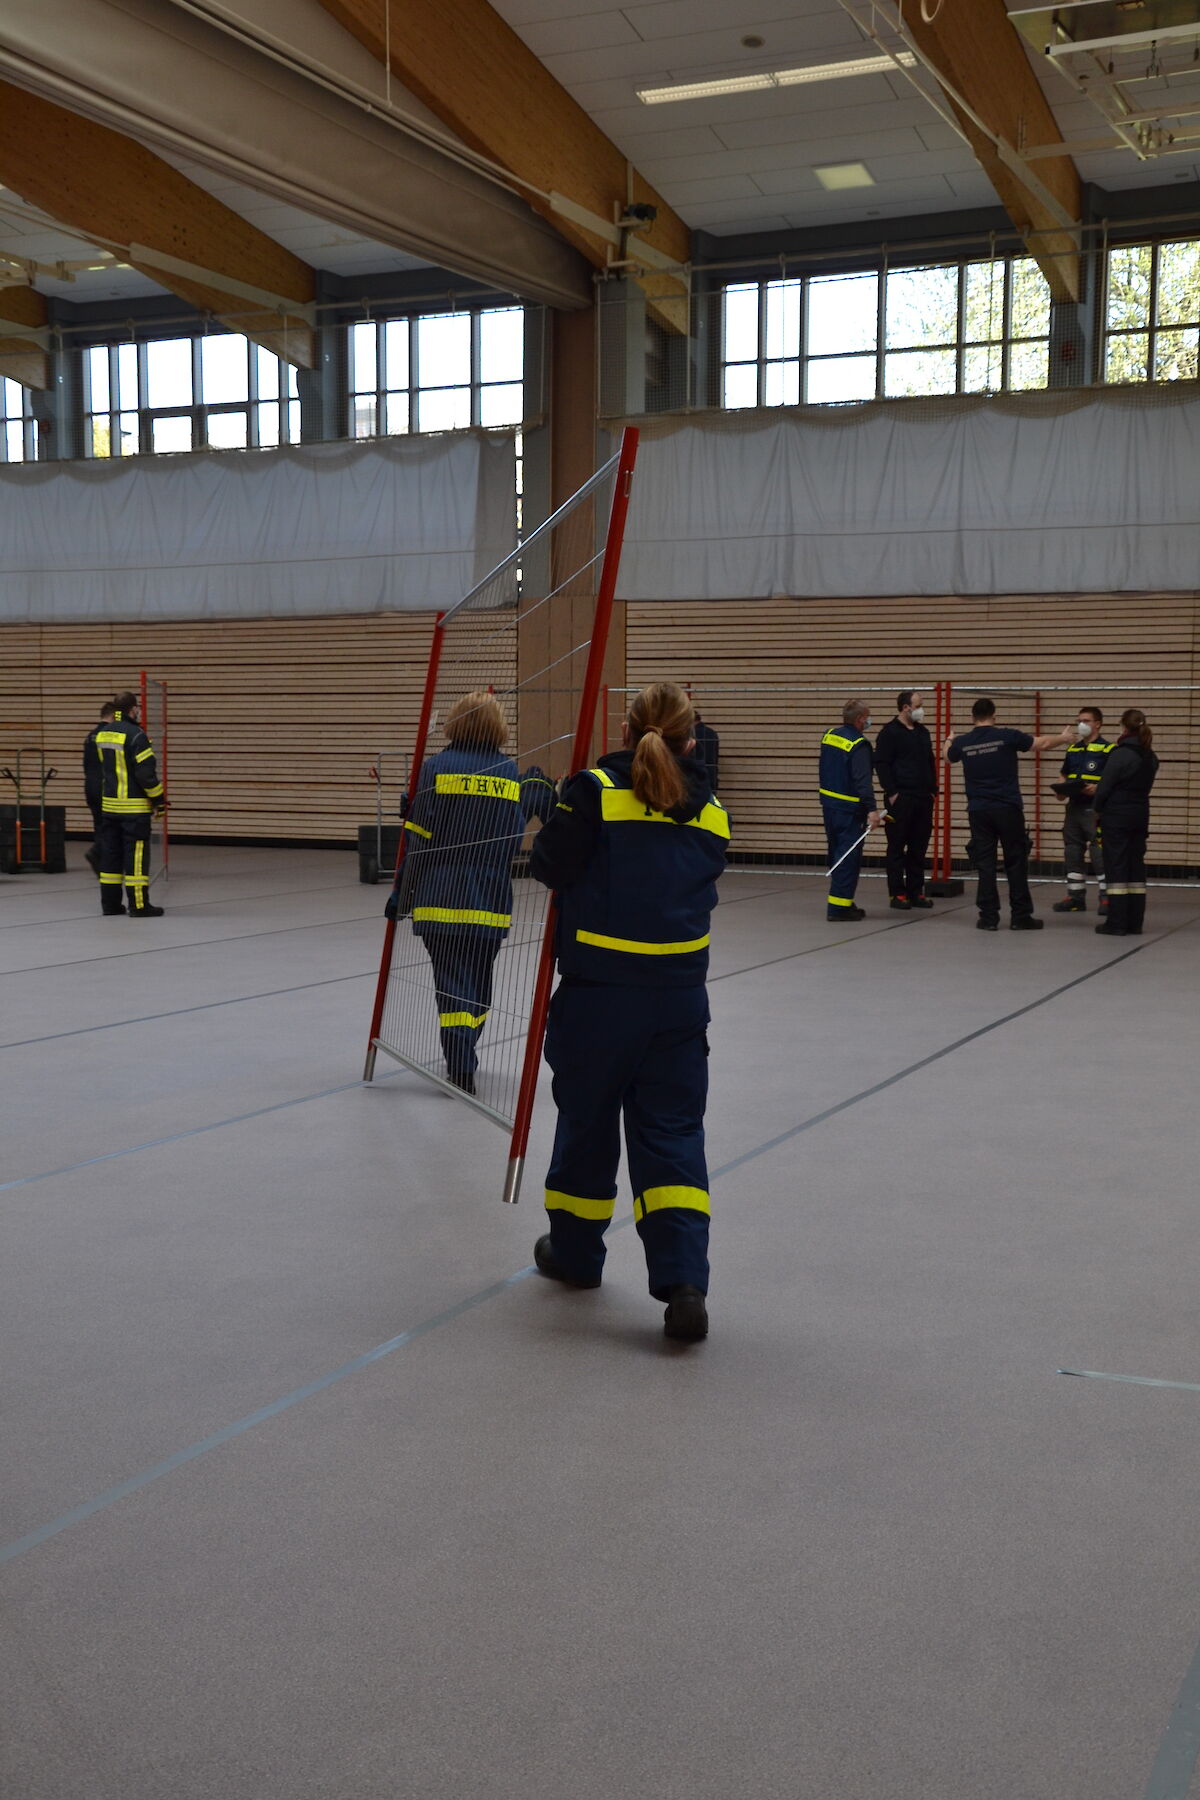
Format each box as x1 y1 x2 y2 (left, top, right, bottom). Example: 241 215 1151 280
1104 238 1200 384
720 255 1053 406
0 378 36 462
83 334 300 456
350 305 524 436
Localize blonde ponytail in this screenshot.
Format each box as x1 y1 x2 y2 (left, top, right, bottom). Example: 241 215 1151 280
627 682 695 813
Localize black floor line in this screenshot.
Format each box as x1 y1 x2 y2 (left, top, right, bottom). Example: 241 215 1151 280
0 878 364 931
0 968 378 1052
5 913 1194 1570
0 908 384 977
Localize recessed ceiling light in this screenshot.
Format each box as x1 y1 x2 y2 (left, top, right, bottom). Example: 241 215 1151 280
814 161 876 190
637 50 915 105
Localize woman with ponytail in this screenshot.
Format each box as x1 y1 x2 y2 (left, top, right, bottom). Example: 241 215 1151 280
1091 708 1159 937
527 682 729 1341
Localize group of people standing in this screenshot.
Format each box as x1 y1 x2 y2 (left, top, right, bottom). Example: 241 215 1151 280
821 691 1159 935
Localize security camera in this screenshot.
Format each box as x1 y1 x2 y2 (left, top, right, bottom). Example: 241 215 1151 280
618 202 658 229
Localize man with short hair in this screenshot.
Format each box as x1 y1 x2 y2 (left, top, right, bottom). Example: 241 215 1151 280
874 689 937 911
1052 705 1113 914
946 698 1071 932
819 698 883 922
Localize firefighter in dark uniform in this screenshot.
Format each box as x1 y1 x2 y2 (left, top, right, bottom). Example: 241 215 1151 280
95 690 166 917
819 699 882 921
527 682 728 1343
1092 708 1158 938
945 697 1071 931
386 691 528 1095
1052 705 1113 914
82 699 115 876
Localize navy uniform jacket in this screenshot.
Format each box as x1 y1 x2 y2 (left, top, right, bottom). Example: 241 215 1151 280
529 749 729 988
402 743 526 936
818 726 876 813
1060 736 1113 802
946 725 1032 810
1092 736 1158 827
94 711 164 816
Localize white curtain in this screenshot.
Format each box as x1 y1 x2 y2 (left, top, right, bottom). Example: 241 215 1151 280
0 434 517 622
617 388 1200 598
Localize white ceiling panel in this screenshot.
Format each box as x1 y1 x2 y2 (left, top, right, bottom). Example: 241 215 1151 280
640 127 930 186
712 96 944 152
624 0 847 35
663 173 770 204
519 10 644 55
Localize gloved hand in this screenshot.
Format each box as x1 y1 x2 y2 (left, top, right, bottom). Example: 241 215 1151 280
384 891 399 922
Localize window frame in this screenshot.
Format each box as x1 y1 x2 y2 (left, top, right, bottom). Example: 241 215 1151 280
349 304 526 440
1102 236 1200 386
82 334 301 458
0 377 38 463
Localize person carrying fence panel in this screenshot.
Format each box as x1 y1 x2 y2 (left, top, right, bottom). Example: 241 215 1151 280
385 691 527 1096
95 689 166 918
819 700 883 922
82 698 115 877
526 682 729 1343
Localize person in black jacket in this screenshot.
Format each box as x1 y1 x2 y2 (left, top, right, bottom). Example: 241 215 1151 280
692 711 719 791
94 690 167 917
874 690 937 911
527 681 728 1343
1091 708 1159 938
82 699 116 875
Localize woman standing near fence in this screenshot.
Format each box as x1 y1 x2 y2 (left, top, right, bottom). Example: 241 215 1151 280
1091 708 1159 938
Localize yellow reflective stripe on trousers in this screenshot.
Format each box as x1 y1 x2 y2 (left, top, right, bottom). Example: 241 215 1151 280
633 1185 710 1220
827 894 853 907
819 788 861 804
597 788 730 840
575 928 709 956
405 820 433 839
439 1010 488 1028
545 1189 616 1222
434 773 521 803
99 872 124 886
413 906 512 927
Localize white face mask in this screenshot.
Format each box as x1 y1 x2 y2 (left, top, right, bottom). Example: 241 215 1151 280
910 706 925 724
1075 721 1091 740
864 717 872 731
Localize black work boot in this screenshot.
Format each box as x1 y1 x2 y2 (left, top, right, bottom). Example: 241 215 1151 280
128 903 165 918
1126 894 1146 935
976 917 999 931
1010 915 1044 931
101 904 126 916
533 1235 601 1290
889 896 911 911
664 1285 708 1342
1052 892 1086 912
909 895 934 910
1096 895 1130 936
827 904 865 922
446 1066 476 1096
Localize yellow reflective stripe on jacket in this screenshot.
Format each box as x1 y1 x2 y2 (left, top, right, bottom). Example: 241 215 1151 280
413 906 512 928
143 783 164 799
633 1185 710 1221
556 802 573 813
101 798 151 814
821 731 864 752
597 788 731 840
820 788 861 803
134 746 155 764
586 767 615 788
545 1189 616 1222
439 1009 488 1029
434 773 521 803
827 894 854 907
575 927 709 956
405 820 432 839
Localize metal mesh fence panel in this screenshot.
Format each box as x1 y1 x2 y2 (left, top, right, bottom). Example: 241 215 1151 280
139 672 168 885
364 430 639 1197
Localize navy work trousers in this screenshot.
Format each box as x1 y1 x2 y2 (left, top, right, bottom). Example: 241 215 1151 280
420 927 502 1079
97 813 152 914
968 802 1033 924
822 801 866 915
543 981 710 1299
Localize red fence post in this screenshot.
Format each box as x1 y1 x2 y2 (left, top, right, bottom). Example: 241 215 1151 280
1033 688 1042 864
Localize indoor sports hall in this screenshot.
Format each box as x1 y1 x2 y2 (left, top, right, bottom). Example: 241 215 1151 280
2 4 1200 1798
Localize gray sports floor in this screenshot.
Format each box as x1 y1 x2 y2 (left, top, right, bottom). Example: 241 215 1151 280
3 846 1200 1800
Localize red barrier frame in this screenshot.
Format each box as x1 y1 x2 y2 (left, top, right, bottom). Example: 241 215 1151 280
139 670 169 881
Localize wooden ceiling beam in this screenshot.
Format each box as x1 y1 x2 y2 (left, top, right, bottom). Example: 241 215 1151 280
0 280 49 389
881 0 1083 303
0 81 316 365
315 0 691 328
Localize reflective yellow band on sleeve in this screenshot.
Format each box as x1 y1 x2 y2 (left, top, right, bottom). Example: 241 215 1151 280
134 747 155 763
434 773 521 803
575 928 709 956
586 768 615 788
142 783 164 799
545 1189 616 1222
439 1010 488 1029
634 1185 710 1220
819 788 862 804
598 789 730 839
405 820 433 839
827 895 854 907
555 802 573 812
414 906 512 928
